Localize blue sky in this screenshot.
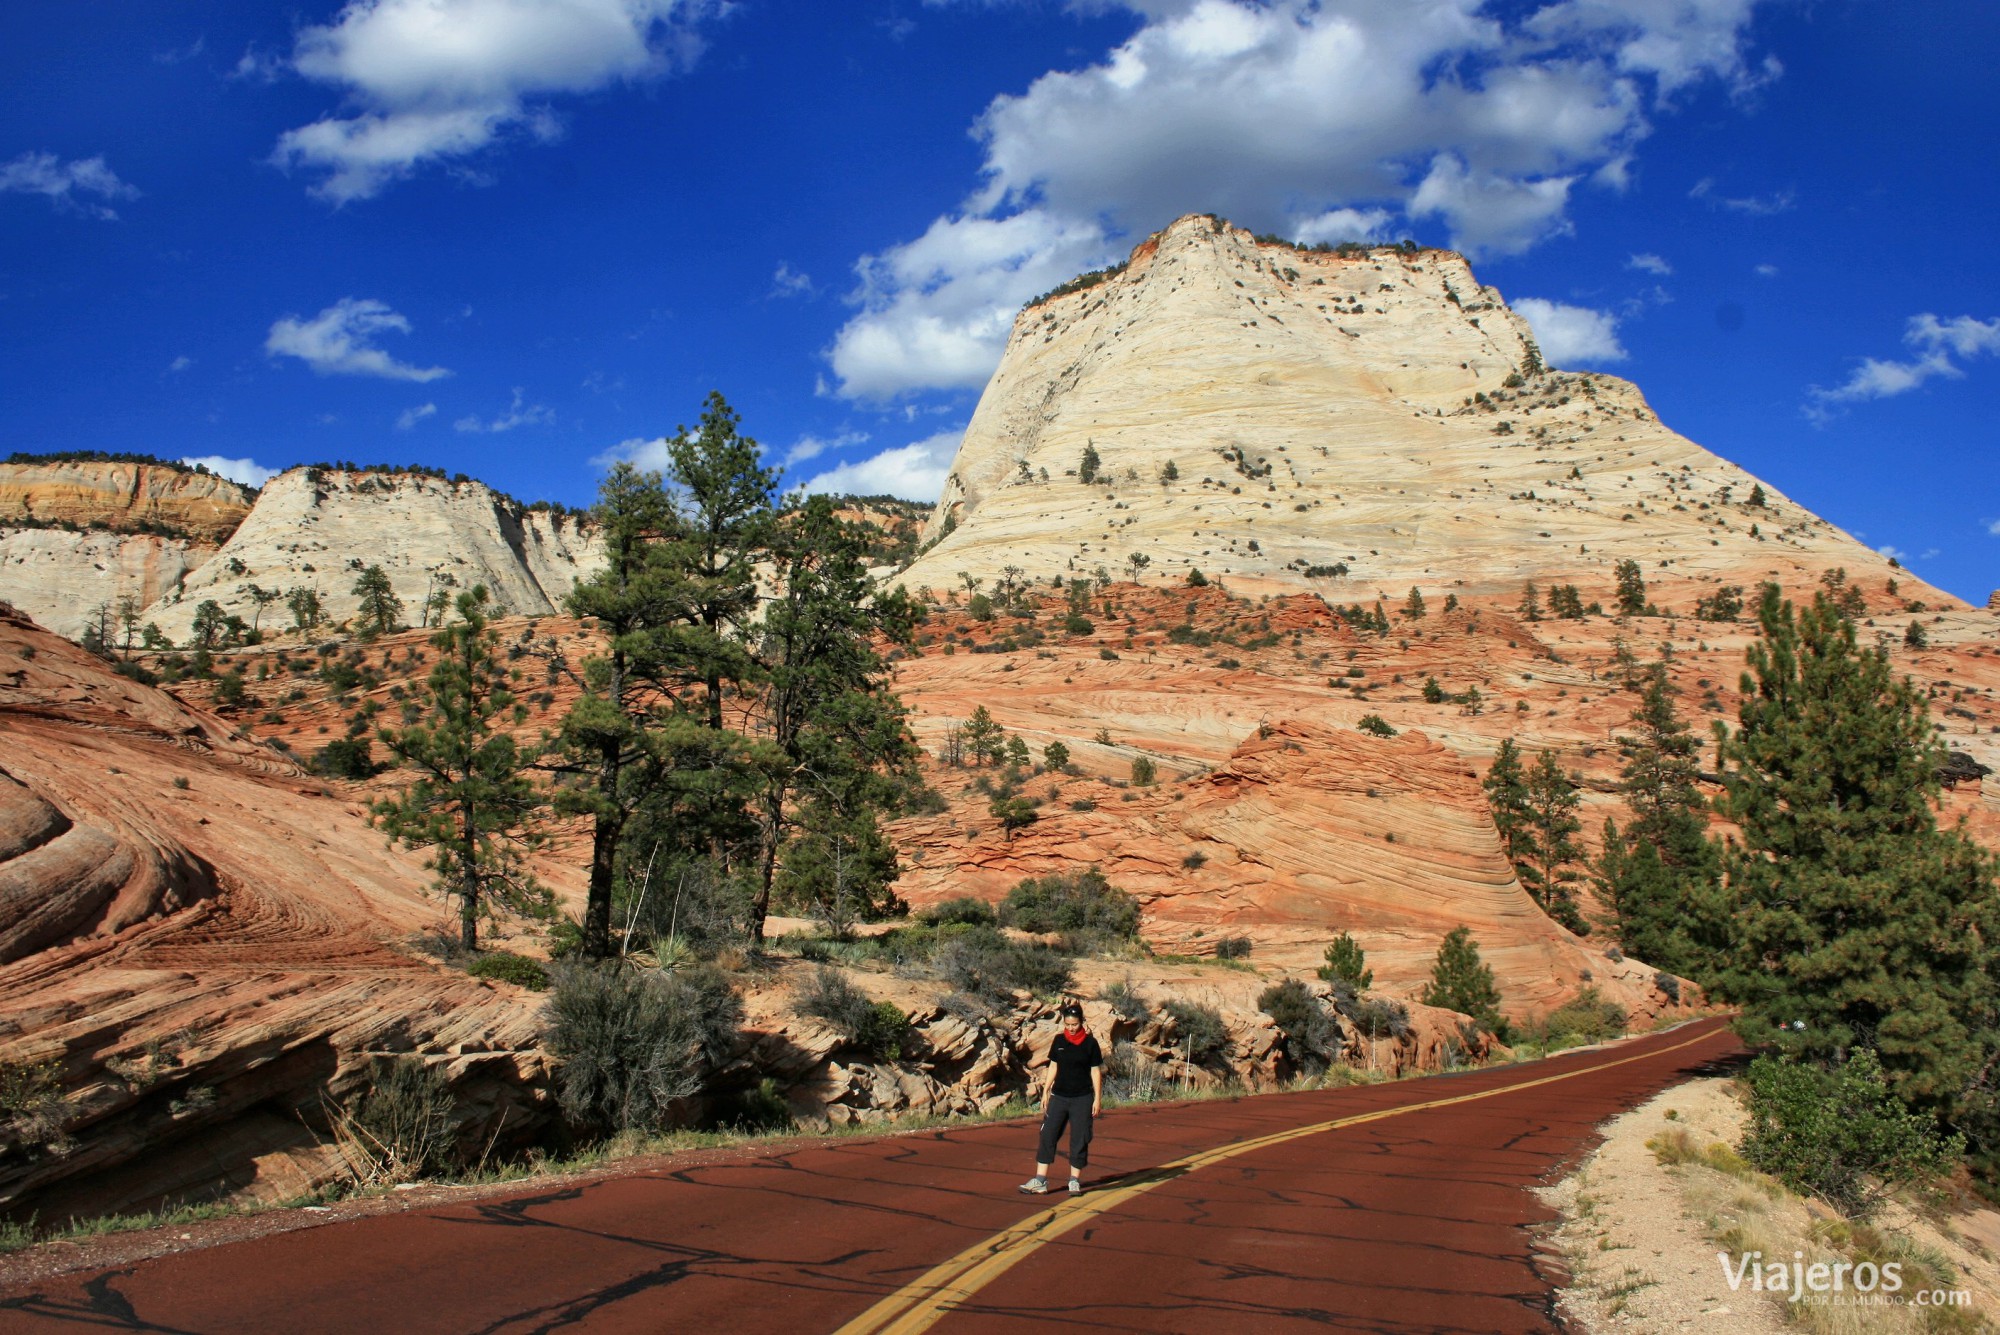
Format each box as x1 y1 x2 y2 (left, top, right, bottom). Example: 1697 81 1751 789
2 0 1995 602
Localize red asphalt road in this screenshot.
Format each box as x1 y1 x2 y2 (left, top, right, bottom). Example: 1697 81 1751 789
0 1017 1742 1334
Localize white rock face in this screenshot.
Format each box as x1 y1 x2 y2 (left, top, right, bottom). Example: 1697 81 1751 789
141 469 604 640
901 215 1952 607
0 530 213 640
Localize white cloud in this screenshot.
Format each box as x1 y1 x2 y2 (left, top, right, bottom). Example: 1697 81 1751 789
454 387 552 432
1514 297 1628 365
784 430 867 468
1877 544 1909 563
0 151 139 220
591 435 675 472
180 455 279 488
168 356 193 373
1754 262 1778 277
1291 207 1394 247
1626 252 1672 275
770 262 816 299
1689 176 1793 214
801 430 962 502
266 298 451 381
1808 313 2000 419
830 210 1111 400
831 0 1773 398
397 402 438 429
272 0 720 203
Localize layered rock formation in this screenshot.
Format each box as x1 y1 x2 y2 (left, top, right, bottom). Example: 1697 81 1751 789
902 215 1958 611
138 469 602 643
0 459 253 541
0 460 255 641
0 604 555 1222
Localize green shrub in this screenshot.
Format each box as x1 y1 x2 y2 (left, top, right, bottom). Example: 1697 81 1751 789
1259 979 1341 1073
709 1077 791 1133
1741 1049 1962 1218
465 951 550 991
313 736 377 779
543 963 742 1134
1101 979 1149 1023
348 1057 457 1180
1214 935 1253 959
1163 999 1230 1064
1538 985 1625 1043
795 967 915 1060
1318 933 1372 991
932 926 1074 999
919 896 997 927
1357 714 1396 738
1000 867 1141 938
1130 755 1157 786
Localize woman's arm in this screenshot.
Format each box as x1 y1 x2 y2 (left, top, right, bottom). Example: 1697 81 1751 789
1090 1064 1102 1115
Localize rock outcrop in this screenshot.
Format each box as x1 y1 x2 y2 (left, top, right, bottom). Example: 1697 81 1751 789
901 215 1958 611
138 469 602 642
0 604 552 1223
0 459 253 542
0 529 215 642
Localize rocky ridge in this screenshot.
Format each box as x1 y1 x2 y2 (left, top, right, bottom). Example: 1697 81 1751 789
903 215 1957 611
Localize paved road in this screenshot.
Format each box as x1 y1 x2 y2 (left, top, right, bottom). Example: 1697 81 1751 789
0 1017 1741 1334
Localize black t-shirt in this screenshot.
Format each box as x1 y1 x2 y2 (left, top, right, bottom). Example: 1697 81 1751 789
1047 1031 1103 1098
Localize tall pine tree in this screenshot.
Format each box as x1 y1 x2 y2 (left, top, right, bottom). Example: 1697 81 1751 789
374 586 548 951
1423 926 1503 1033
1710 583 2000 1142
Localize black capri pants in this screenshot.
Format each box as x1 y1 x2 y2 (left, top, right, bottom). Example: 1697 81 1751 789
1037 1093 1094 1168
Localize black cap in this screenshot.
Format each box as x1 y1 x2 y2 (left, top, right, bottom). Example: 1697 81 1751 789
1059 1002 1084 1019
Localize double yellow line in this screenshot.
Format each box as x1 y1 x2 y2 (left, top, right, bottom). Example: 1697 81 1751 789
837 1022 1723 1334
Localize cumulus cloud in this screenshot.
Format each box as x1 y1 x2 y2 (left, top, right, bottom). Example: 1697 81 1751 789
1689 176 1793 214
180 455 279 488
168 356 193 373
1514 297 1628 365
454 387 552 432
266 298 451 381
1626 252 1672 275
591 434 676 472
831 0 1774 398
1808 313 2000 420
1754 262 1778 277
784 430 867 468
801 430 963 502
0 151 139 219
396 402 438 429
272 0 720 203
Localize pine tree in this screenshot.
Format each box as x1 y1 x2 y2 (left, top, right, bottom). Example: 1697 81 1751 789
1482 739 1535 870
287 586 324 632
374 586 549 951
1319 932 1373 991
353 565 402 636
755 494 919 939
1079 442 1101 485
1404 587 1426 619
1594 664 1718 972
1518 582 1543 622
962 706 1004 766
1614 559 1647 616
1521 749 1588 933
1423 926 1503 1033
1711 583 2000 1133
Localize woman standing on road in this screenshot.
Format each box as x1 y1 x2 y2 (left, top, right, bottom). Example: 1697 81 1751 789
1021 1001 1103 1196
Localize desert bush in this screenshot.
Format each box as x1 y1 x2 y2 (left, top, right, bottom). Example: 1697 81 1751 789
312 736 377 779
919 896 997 928
464 951 550 991
615 857 752 955
1741 1049 1962 1218
1213 935 1253 960
543 963 742 1134
1334 990 1412 1042
1538 985 1626 1044
999 867 1141 938
0 1058 70 1157
1101 979 1149 1023
931 926 1074 999
794 967 915 1060
1105 1040 1169 1103
1162 1000 1230 1064
709 1078 792 1133
344 1057 456 1181
1259 979 1342 1073
1357 714 1396 738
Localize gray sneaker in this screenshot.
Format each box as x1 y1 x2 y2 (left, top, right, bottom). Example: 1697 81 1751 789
1067 1177 1084 1196
1018 1176 1048 1194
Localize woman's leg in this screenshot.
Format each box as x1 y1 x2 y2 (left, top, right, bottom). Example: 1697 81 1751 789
1067 1099 1093 1173
1035 1097 1073 1174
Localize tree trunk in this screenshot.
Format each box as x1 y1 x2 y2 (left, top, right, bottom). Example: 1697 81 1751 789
459 803 480 953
